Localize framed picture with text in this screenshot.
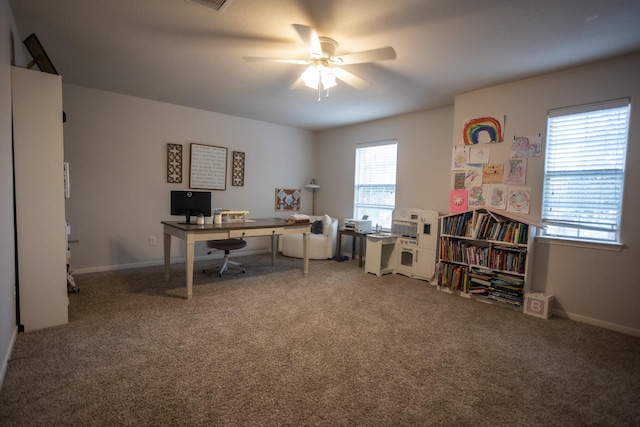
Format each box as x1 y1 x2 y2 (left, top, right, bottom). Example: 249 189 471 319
189 143 227 190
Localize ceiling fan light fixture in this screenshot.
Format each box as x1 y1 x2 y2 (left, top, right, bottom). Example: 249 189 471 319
321 70 337 89
302 65 320 89
302 64 337 90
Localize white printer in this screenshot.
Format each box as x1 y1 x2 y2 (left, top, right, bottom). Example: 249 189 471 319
344 218 372 233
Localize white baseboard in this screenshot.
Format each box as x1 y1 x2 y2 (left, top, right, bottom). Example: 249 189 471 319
72 249 270 275
0 326 18 392
552 309 640 337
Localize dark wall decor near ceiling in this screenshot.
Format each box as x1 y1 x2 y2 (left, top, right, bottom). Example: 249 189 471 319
167 143 183 183
23 33 58 74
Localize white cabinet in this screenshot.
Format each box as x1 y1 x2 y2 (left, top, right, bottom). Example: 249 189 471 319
415 247 436 280
12 66 68 331
365 235 398 276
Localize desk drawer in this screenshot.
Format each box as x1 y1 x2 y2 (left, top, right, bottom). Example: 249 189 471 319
230 227 285 238
281 225 311 235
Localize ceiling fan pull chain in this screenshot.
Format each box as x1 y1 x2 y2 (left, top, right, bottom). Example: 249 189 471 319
317 84 322 102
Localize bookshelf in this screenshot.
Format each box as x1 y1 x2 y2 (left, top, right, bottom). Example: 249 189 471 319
437 208 541 310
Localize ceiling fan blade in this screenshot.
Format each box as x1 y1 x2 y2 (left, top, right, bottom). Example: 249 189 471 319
292 24 322 57
243 57 309 65
332 68 371 90
334 46 396 65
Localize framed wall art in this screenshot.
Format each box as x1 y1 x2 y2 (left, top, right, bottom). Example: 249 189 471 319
166 143 182 183
232 151 245 186
189 143 227 190
275 188 301 211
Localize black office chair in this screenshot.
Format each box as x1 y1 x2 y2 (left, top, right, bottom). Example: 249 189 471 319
202 238 247 277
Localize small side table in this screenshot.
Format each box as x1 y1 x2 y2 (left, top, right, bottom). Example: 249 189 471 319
337 229 369 267
365 234 398 276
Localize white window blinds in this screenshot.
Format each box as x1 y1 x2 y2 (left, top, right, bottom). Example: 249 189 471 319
354 140 397 229
542 98 630 242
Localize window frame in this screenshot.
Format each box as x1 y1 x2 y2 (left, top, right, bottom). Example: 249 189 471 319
540 98 630 246
353 140 398 230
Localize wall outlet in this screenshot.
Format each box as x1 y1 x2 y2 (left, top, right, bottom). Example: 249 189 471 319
149 236 157 246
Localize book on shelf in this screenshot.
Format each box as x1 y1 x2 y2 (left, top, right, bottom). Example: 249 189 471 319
442 211 474 237
494 287 523 297
451 268 461 291
471 212 487 239
468 271 492 280
492 281 523 291
493 244 527 252
462 269 470 293
488 295 522 306
494 273 525 285
470 277 492 286
437 263 469 291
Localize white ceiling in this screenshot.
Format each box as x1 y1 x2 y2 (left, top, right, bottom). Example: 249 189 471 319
9 0 640 131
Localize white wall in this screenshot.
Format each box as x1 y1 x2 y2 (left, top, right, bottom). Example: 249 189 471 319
315 106 455 221
0 0 17 387
452 52 640 335
0 0 27 389
62 84 316 272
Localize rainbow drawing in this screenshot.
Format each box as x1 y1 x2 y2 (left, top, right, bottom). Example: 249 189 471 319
463 116 504 145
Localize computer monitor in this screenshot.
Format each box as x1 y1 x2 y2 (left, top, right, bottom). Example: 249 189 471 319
170 191 212 224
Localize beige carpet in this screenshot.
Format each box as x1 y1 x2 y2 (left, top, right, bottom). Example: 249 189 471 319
1 254 639 426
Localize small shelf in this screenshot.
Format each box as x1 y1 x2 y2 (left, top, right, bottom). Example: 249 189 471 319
365 234 398 276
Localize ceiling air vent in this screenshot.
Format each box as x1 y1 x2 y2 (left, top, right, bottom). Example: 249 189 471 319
191 0 231 12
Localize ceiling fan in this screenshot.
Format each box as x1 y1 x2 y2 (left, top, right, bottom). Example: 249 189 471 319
243 24 396 101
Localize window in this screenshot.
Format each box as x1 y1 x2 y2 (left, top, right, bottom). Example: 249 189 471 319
354 140 397 230
541 99 630 243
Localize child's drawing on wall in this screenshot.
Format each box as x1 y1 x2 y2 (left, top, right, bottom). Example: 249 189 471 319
504 158 527 185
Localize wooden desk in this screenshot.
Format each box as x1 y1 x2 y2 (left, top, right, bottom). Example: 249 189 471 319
337 229 369 267
162 218 310 299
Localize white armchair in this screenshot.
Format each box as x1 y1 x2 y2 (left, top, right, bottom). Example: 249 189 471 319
279 214 338 260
